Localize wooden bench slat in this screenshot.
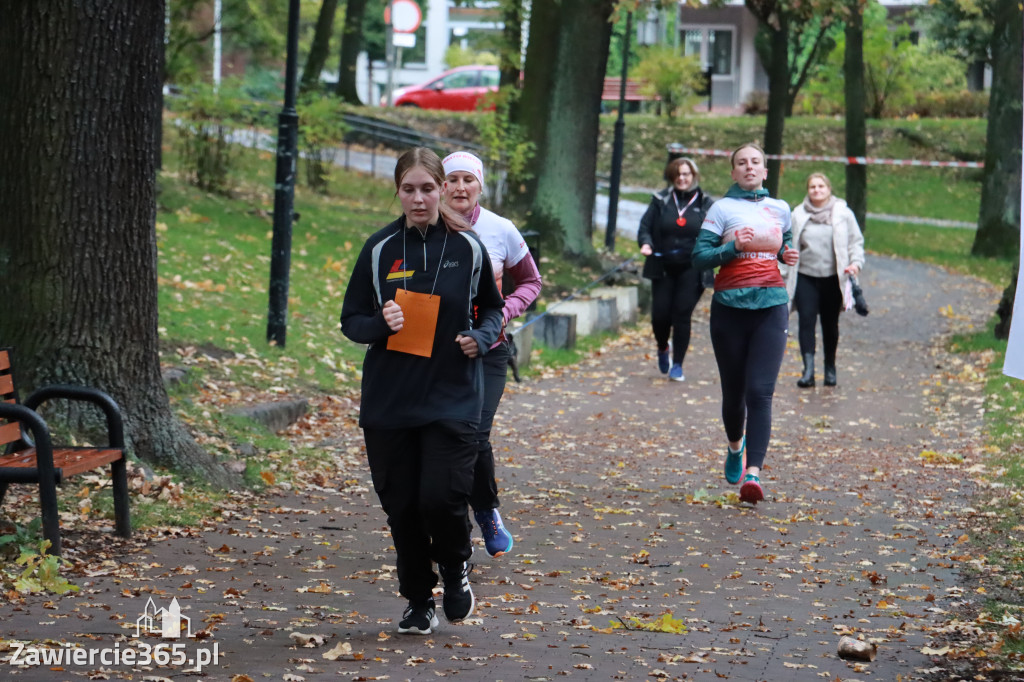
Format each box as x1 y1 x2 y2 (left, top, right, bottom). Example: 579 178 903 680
0 349 131 554
0 421 21 446
0 447 123 477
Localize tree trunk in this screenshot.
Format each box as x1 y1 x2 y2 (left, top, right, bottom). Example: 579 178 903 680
300 0 341 94
844 0 868 231
995 257 1019 340
514 0 562 210
337 0 370 104
530 0 614 259
0 2 239 489
499 0 524 91
973 0 1022 258
966 60 985 92
762 17 789 197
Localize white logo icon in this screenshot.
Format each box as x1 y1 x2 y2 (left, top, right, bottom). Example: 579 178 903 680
135 597 194 639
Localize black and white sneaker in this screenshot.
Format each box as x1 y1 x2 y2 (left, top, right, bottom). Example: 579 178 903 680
438 561 475 622
397 597 439 635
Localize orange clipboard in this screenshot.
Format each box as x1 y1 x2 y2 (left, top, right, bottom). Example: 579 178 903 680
386 288 440 357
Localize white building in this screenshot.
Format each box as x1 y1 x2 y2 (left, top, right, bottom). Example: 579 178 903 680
350 0 937 111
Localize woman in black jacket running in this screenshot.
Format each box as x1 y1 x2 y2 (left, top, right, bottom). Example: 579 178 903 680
340 147 504 635
638 157 714 382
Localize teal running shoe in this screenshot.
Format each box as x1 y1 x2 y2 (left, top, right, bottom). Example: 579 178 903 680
724 438 745 485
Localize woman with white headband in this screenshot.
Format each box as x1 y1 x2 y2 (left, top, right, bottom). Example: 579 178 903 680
442 151 542 558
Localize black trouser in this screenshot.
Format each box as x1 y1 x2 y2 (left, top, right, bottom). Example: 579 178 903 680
470 340 510 513
650 264 704 365
363 419 477 603
794 273 842 364
709 301 789 470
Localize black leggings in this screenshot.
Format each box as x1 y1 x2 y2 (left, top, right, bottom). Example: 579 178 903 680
794 273 842 363
650 265 704 365
470 341 509 512
709 301 789 470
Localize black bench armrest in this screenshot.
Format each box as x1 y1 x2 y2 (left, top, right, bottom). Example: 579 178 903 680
0 402 57 474
23 385 125 449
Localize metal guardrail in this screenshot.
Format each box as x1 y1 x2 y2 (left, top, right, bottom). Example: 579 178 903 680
339 113 516 208
342 113 484 155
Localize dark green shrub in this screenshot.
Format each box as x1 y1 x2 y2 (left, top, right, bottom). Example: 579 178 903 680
176 82 247 194
297 95 349 194
902 90 989 118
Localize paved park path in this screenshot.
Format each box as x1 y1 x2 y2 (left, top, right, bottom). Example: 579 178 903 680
0 255 1001 681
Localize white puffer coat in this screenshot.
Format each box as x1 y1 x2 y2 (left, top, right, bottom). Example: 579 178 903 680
782 198 866 312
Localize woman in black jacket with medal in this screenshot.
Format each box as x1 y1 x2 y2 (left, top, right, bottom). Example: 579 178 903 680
340 147 504 635
638 157 714 382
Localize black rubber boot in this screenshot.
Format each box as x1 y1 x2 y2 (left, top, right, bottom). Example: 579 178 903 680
824 363 837 386
797 353 815 388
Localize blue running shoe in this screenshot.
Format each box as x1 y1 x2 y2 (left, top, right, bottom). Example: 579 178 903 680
475 508 514 557
669 364 684 382
657 348 670 374
724 438 745 485
739 474 764 504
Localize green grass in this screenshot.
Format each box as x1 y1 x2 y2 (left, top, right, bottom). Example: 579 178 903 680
158 136 398 393
864 222 1012 286
525 329 624 376
374 108 989 225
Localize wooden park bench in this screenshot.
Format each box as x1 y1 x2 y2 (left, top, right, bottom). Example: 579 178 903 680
0 349 130 556
601 77 658 102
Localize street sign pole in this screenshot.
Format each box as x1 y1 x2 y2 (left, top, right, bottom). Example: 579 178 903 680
384 1 396 106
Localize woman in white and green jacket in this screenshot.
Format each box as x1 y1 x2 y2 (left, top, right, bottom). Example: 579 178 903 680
785 172 865 388
692 143 801 505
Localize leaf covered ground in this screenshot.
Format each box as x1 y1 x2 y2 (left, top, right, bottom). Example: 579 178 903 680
1 254 1018 681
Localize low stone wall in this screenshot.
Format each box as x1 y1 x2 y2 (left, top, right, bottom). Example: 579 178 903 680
510 285 641 367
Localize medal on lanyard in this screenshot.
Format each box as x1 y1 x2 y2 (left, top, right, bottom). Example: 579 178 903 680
673 191 699 227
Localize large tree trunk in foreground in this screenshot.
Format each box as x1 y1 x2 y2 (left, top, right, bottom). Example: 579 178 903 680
973 0 1022 258
336 0 369 105
844 0 868 231
529 0 614 259
0 1 238 488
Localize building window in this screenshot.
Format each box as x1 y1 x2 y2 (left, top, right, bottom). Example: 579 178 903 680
681 27 733 76
709 30 732 75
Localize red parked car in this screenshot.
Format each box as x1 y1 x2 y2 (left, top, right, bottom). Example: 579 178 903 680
388 65 499 111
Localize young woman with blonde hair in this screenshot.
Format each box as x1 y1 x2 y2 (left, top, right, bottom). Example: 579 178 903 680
786 172 865 387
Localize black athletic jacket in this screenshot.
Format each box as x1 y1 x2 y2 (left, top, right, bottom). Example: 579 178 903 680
340 216 504 429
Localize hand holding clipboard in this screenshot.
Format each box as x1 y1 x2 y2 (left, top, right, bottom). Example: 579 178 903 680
385 290 440 358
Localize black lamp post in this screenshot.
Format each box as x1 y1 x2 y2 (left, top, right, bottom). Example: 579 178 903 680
267 0 301 347
605 10 632 252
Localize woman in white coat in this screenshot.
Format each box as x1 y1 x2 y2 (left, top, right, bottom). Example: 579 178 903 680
785 172 865 388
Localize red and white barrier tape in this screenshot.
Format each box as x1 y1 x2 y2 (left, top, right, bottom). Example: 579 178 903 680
666 144 984 169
